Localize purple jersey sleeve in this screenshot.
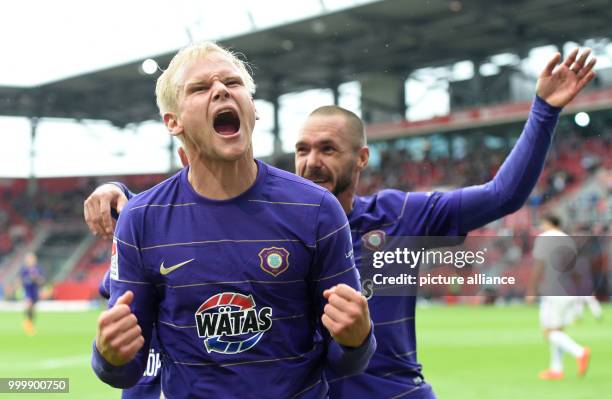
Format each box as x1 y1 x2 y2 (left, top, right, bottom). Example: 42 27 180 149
91 210 159 389
99 270 110 299
458 96 560 233
106 182 134 220
108 182 134 201
98 269 161 398
311 191 376 375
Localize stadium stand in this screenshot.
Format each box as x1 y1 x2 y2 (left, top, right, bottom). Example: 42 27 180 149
0 111 608 300
360 120 611 223
0 0 608 303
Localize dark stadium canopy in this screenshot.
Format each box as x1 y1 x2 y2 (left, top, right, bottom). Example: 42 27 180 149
1 0 610 127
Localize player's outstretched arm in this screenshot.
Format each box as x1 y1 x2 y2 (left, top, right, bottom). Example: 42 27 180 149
457 49 597 233
84 183 129 239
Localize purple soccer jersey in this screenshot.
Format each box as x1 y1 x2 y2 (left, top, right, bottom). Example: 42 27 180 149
327 96 561 399
105 96 559 399
92 160 375 399
326 190 460 398
21 265 42 302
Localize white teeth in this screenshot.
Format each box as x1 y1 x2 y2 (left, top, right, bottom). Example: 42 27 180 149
216 109 236 117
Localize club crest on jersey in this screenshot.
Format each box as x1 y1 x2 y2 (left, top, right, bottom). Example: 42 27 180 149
258 247 289 277
194 292 272 355
362 230 386 251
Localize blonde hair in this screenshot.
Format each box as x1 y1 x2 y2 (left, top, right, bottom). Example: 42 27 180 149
155 41 256 117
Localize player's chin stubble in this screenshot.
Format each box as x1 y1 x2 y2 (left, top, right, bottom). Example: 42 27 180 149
331 162 356 197
331 173 351 196
303 161 354 196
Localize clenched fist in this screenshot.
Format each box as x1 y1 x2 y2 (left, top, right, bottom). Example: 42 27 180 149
322 284 371 348
95 291 144 366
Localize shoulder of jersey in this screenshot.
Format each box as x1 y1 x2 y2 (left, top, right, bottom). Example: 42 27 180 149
264 163 330 199
124 170 183 211
373 188 407 202
366 188 409 211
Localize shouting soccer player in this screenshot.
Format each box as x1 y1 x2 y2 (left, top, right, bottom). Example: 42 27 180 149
90 42 375 399
86 48 596 398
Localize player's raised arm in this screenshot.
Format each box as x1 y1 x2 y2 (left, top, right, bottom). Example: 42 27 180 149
454 48 597 234
310 190 376 374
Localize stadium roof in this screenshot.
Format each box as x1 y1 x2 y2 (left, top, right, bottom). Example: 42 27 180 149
1 0 610 127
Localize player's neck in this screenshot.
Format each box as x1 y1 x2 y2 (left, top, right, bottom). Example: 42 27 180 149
336 188 356 214
188 155 258 200
336 172 361 214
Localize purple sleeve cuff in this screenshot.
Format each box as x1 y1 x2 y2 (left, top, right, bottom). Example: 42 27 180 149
91 341 142 389
534 95 562 115
105 182 135 220
106 182 135 201
326 323 376 375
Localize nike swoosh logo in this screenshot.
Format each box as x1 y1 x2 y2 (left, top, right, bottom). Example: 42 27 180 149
160 259 195 275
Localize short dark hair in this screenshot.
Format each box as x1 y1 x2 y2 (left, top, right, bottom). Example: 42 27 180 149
542 213 561 228
309 105 366 148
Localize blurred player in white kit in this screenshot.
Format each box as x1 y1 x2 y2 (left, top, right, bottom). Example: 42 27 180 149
527 214 591 380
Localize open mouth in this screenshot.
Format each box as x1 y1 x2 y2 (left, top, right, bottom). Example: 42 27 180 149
304 172 330 185
213 109 241 136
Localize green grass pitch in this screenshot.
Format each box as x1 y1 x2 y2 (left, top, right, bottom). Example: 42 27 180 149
0 303 609 398
0 309 117 399
418 303 611 399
